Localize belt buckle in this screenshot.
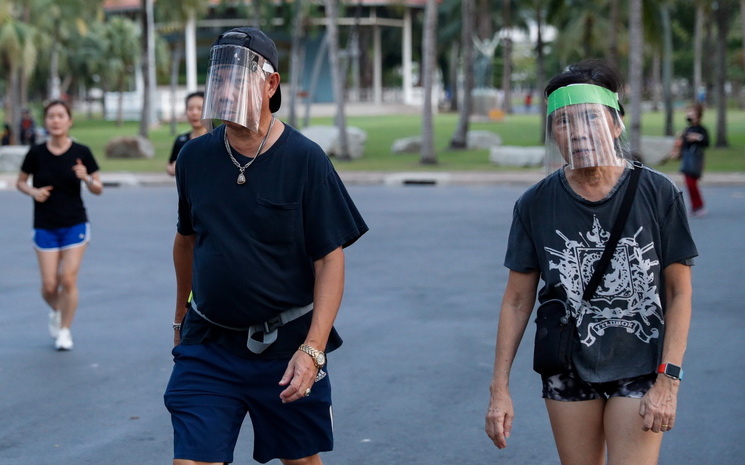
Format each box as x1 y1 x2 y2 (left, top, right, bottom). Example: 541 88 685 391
262 315 283 333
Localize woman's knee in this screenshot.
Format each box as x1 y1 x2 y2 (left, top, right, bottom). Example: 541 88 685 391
40 281 58 299
58 271 79 291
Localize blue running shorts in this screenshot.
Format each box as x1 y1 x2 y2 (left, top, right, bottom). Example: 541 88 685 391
164 343 333 464
33 222 90 252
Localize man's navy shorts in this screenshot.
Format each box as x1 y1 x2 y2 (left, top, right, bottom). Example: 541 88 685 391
33 222 89 252
164 342 333 464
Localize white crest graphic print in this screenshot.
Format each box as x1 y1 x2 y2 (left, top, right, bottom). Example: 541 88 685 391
546 216 662 348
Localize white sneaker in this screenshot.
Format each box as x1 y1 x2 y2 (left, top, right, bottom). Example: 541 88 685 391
49 310 61 339
55 328 73 351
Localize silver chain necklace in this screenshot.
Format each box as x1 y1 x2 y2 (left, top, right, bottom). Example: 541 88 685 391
224 116 276 185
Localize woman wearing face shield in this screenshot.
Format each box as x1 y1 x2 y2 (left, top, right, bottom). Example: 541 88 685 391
485 60 697 465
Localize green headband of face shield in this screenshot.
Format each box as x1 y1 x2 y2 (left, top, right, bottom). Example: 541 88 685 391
546 84 620 115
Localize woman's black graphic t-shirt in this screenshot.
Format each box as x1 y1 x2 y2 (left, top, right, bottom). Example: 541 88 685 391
505 165 698 382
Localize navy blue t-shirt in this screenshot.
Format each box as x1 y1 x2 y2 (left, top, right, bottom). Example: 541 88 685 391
20 142 99 229
175 123 368 358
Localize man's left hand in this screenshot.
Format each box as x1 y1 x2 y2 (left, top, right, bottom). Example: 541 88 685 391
278 350 317 403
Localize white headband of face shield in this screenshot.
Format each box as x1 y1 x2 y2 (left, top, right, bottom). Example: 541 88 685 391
201 45 275 133
544 84 631 171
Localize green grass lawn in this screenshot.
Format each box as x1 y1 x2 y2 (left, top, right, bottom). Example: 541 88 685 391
19 107 745 174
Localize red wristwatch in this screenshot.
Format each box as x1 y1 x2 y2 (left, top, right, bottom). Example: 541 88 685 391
657 363 684 380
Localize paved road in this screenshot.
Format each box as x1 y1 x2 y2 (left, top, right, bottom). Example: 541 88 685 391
1 183 744 464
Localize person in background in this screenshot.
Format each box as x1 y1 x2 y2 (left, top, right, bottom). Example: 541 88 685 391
485 60 696 465
678 103 709 217
164 27 368 465
1 123 11 145
166 91 207 176
19 108 37 145
16 100 103 351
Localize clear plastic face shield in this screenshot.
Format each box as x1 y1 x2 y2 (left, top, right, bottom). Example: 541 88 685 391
201 45 275 133
545 84 631 172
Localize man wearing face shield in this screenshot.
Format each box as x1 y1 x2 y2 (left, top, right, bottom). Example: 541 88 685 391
164 27 368 465
485 60 697 465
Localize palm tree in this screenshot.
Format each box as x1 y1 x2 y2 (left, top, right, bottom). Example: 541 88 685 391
449 0 475 149
741 0 745 73
660 1 674 136
520 0 549 140
547 0 613 65
155 0 209 133
323 0 350 160
0 3 37 144
11 2 36 112
139 0 156 138
65 21 110 118
628 0 643 154
249 0 263 28
31 0 101 101
693 2 706 100
713 0 736 147
288 0 314 128
473 0 495 91
438 0 462 112
103 16 140 127
608 0 620 69
501 0 513 113
638 2 671 132
420 0 438 165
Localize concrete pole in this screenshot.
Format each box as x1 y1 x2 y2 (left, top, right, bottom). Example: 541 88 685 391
186 13 198 92
403 8 413 104
374 21 382 104
147 0 157 125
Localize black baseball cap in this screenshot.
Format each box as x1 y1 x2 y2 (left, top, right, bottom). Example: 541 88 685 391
212 27 282 113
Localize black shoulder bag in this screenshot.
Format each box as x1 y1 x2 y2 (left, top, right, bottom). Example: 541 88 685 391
532 167 642 376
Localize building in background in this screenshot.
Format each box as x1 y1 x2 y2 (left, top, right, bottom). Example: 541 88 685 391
102 0 438 121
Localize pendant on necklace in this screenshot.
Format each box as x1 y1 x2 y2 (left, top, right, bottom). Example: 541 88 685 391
237 173 246 184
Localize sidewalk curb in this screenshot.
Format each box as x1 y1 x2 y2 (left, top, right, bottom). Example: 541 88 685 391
1 171 744 190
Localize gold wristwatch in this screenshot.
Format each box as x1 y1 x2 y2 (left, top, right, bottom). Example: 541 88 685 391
298 344 326 368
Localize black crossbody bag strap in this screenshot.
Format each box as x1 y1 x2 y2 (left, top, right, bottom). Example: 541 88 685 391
582 166 642 302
